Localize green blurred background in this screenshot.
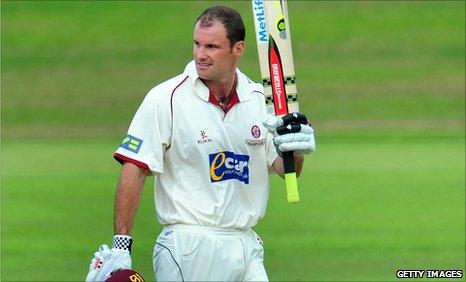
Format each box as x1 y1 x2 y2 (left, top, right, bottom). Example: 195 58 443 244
1 1 464 281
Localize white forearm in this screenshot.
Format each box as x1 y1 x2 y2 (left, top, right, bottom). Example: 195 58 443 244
114 162 148 235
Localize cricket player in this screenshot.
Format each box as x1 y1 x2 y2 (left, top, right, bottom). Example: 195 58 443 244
86 5 315 281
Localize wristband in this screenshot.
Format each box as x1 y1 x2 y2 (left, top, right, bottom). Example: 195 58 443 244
112 234 133 253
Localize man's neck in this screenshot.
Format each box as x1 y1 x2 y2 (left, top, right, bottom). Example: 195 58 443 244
202 74 237 101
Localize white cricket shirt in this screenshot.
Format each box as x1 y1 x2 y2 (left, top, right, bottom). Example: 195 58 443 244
115 61 278 229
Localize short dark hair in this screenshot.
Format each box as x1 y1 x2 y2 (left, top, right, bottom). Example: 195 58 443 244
196 6 245 48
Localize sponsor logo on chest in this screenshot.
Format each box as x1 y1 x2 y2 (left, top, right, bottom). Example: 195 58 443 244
209 151 249 184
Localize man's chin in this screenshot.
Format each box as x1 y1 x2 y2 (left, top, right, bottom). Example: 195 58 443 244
196 69 211 80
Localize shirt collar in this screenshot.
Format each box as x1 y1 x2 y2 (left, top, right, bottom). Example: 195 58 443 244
208 89 240 114
183 60 252 103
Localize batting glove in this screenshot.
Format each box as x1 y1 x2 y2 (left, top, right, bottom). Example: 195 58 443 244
85 235 132 282
263 112 316 155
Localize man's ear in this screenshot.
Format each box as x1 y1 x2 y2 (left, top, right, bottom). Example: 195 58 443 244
233 41 245 56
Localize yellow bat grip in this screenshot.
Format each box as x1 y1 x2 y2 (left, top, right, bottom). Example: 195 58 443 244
283 151 300 203
285 172 299 203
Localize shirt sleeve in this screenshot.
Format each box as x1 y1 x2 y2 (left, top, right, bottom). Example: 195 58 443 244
114 87 171 174
266 132 278 174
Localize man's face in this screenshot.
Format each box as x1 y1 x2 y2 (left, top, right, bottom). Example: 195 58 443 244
193 20 243 83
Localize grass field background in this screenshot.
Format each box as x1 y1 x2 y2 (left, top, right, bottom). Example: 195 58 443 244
1 1 465 281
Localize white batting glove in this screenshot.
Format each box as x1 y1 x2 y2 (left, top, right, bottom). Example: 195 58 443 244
85 235 132 281
263 113 316 155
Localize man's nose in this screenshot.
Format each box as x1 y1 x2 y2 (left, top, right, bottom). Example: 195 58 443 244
195 46 207 60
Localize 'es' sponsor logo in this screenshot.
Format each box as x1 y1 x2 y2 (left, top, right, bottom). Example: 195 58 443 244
209 151 249 184
129 273 144 282
129 273 145 282
120 134 143 153
198 130 212 144
252 0 268 44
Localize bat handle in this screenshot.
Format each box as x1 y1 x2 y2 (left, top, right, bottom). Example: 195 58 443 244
283 151 299 203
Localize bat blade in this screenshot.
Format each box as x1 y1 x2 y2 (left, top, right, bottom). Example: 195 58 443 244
268 36 289 116
252 0 300 203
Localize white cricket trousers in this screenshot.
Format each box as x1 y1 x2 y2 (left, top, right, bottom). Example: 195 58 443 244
153 224 269 281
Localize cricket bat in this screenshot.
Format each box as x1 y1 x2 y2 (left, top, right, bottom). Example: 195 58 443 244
252 0 300 203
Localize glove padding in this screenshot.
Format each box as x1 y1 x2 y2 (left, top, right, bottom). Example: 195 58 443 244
263 112 316 155
85 244 131 282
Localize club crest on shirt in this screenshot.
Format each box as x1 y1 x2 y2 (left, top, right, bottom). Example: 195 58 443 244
251 125 261 139
209 151 249 184
245 125 266 146
120 134 143 153
198 130 212 144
